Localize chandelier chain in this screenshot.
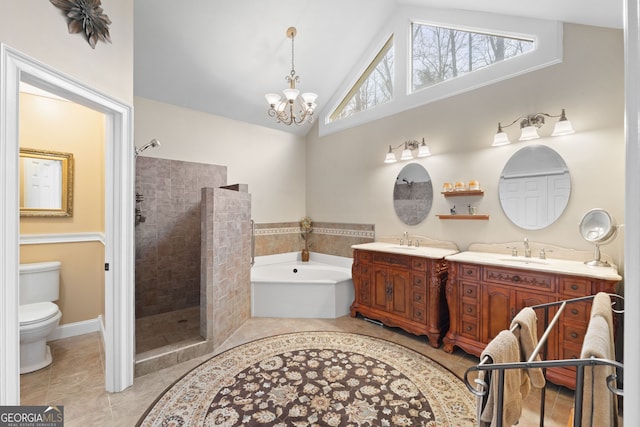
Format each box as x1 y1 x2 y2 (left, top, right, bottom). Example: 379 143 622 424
290 33 296 78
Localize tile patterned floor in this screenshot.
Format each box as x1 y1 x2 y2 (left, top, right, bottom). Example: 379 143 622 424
20 315 594 426
135 306 201 356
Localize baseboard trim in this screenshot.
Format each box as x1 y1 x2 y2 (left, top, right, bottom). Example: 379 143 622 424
48 317 101 341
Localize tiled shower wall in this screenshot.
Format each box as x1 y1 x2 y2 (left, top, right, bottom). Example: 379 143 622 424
135 157 227 318
254 221 375 259
201 186 252 347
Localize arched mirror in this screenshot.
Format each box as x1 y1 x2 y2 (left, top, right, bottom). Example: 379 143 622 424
499 145 570 230
393 163 433 225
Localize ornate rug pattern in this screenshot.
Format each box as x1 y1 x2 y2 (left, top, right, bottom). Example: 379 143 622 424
138 332 476 426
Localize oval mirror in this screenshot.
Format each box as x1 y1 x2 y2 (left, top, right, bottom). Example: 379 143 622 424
393 163 433 225
499 145 570 230
579 208 617 266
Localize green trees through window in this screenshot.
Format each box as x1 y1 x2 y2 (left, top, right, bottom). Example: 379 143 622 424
411 23 534 92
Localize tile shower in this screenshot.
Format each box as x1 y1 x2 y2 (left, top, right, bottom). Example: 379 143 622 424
135 157 226 354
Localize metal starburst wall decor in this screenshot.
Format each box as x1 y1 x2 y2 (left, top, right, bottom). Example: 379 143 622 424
50 0 112 49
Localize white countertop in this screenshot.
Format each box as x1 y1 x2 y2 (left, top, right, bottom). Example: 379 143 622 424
352 242 459 260
445 251 622 281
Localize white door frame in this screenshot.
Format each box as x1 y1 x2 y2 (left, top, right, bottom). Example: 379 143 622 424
0 44 135 404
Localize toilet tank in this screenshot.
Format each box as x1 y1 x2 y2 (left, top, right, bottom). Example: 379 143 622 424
19 261 61 305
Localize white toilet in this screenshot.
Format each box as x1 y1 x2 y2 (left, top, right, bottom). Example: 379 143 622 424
19 261 62 374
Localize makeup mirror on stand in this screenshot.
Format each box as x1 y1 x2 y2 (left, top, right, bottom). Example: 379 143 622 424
579 208 617 266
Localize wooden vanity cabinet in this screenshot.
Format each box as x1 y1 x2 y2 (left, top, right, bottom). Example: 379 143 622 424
351 249 448 347
443 261 618 389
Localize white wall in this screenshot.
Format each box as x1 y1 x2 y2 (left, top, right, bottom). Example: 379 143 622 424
0 1 133 104
306 24 625 265
133 97 307 222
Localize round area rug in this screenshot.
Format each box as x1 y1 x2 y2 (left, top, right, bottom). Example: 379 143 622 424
138 331 476 426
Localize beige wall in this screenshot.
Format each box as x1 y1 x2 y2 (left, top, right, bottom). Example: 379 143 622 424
20 243 104 325
306 24 626 266
133 97 307 223
0 1 133 104
20 93 106 325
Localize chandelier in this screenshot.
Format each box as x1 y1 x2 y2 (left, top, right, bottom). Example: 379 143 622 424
265 27 318 126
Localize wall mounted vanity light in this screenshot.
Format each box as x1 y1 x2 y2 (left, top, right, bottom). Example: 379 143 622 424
384 138 431 163
492 109 575 146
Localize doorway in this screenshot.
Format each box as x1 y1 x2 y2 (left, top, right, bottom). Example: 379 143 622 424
0 45 135 404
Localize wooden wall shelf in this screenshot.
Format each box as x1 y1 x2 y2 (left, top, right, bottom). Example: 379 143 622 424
437 214 489 220
441 190 484 197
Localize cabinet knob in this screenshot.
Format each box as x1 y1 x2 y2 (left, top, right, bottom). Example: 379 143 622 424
571 284 579 290
415 295 422 301
571 332 578 339
466 289 473 294
466 326 473 331
571 309 579 315
466 269 473 275
466 307 472 313
512 275 521 282
415 311 422 317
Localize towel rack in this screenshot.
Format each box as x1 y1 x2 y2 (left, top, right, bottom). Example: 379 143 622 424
465 293 624 427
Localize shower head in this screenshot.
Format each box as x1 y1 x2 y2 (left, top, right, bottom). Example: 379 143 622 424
135 139 161 157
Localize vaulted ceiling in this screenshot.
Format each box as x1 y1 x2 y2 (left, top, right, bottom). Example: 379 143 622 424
133 0 623 136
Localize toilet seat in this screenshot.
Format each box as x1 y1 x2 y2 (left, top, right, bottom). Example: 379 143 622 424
19 302 60 326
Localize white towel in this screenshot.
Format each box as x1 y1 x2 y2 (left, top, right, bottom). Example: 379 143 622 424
510 307 546 390
580 315 618 427
479 330 525 427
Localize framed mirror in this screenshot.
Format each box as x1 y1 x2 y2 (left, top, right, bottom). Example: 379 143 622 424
499 145 570 230
20 148 74 217
393 163 433 225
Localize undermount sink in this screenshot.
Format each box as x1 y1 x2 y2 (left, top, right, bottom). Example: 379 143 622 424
499 257 549 265
389 245 417 250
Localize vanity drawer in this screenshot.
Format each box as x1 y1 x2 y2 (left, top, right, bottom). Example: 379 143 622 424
561 324 586 347
373 252 412 269
461 282 479 300
413 306 427 322
484 267 554 291
461 318 479 340
413 291 426 306
412 258 428 272
562 301 589 323
559 344 581 361
460 264 480 280
560 277 591 297
355 250 372 263
412 273 428 289
462 301 478 318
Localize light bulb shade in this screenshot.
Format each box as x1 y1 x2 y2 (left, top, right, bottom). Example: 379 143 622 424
492 131 510 146
301 92 318 105
519 125 540 141
400 148 413 161
551 119 575 136
384 151 397 163
265 93 282 106
283 88 300 101
417 144 431 157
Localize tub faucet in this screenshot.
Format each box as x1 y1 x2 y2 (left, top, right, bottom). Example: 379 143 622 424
523 237 531 258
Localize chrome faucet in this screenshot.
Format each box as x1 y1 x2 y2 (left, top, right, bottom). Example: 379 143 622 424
523 237 531 258
400 231 409 246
